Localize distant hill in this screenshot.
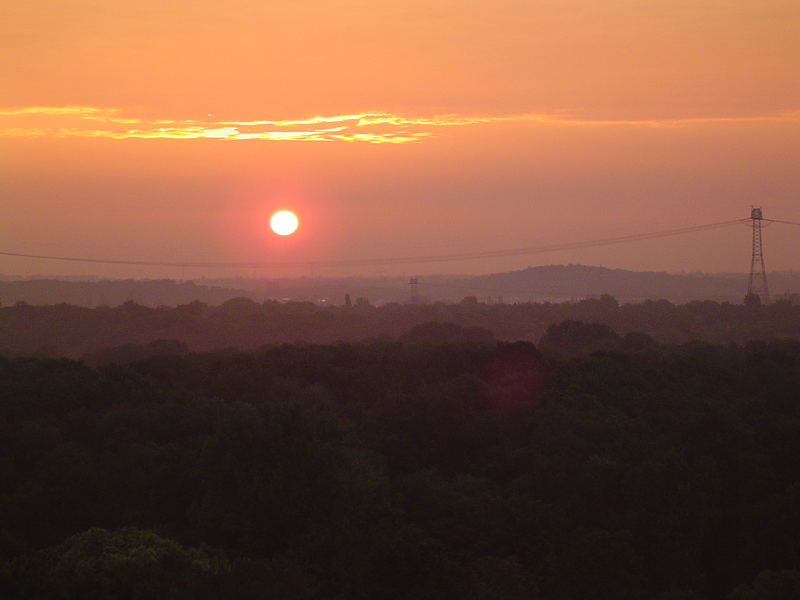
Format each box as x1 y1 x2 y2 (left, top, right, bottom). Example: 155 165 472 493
2 265 798 306
204 266 800 305
442 265 798 303
0 279 256 307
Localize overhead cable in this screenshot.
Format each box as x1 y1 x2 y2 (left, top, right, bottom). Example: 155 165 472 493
0 218 749 269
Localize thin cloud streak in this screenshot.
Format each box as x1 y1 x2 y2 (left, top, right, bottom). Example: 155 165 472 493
0 106 114 116
1 106 798 143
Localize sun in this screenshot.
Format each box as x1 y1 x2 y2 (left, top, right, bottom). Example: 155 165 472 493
270 210 299 236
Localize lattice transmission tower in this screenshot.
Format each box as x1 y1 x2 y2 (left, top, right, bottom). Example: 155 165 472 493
746 207 770 305
409 277 419 304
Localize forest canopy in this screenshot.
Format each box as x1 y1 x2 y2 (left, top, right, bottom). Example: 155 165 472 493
1 295 799 358
1 333 799 599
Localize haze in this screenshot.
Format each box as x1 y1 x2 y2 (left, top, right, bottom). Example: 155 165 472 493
2 0 799 279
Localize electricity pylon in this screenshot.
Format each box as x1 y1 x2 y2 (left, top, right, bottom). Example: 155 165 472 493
409 277 419 304
746 207 770 305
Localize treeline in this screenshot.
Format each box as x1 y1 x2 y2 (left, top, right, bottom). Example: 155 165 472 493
2 295 800 358
0 278 254 308
1 334 800 598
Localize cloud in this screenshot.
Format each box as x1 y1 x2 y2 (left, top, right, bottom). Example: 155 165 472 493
1 106 797 144
0 106 114 116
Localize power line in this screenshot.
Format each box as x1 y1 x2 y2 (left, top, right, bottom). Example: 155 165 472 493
0 218 748 270
765 218 800 227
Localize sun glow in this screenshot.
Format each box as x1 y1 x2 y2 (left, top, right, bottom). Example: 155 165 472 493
270 210 299 236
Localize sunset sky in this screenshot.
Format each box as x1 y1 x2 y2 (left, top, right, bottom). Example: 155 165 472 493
2 0 799 278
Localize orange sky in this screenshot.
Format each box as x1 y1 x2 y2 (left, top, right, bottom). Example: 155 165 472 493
2 0 799 278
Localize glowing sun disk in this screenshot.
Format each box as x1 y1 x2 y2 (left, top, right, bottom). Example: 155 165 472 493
270 210 299 236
